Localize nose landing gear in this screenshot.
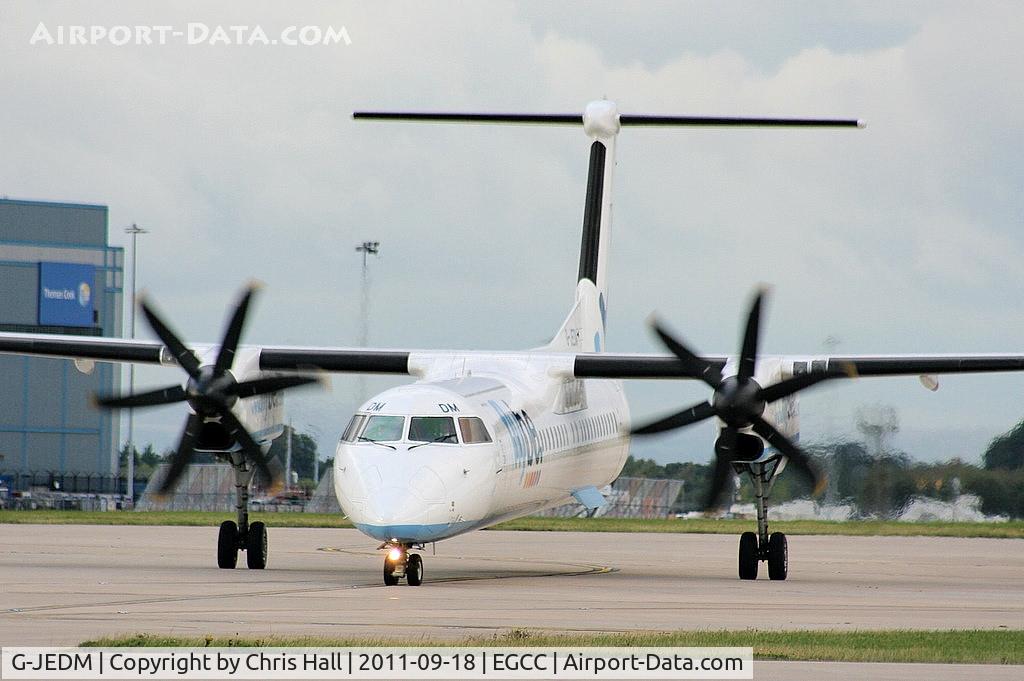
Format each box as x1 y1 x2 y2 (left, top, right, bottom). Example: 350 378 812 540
382 543 424 586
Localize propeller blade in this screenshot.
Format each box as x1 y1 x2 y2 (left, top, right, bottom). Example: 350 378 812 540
225 374 320 399
750 417 826 496
651 319 722 388
140 298 202 379
737 290 765 382
213 284 258 377
219 409 274 483
704 428 737 510
159 412 202 494
757 373 833 404
96 384 187 409
631 401 716 435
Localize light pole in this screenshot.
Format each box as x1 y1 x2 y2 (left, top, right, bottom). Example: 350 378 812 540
354 241 380 407
822 335 840 505
285 418 293 491
304 423 325 486
124 223 148 505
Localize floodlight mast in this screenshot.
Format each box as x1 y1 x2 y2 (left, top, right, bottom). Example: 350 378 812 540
356 240 379 270
354 241 381 406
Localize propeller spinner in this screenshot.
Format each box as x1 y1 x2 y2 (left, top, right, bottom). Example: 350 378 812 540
97 284 319 493
631 289 839 510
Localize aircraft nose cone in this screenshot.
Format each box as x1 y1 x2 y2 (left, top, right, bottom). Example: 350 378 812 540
364 486 429 526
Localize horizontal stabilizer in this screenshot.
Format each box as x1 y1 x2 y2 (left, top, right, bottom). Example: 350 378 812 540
619 114 863 128
353 112 582 124
354 111 864 128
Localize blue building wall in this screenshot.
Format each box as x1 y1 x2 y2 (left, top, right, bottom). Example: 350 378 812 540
0 199 123 478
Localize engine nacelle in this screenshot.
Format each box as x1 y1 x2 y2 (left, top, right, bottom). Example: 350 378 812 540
716 431 765 462
192 346 286 452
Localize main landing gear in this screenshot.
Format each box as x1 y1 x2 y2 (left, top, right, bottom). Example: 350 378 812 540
216 450 269 570
382 543 424 586
734 455 788 581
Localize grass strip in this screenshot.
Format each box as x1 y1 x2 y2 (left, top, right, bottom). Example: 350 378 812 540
82 629 1024 665
491 516 1024 538
3 510 1023 538
0 510 352 528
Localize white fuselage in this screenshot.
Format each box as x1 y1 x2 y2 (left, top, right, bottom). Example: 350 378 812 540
334 368 630 544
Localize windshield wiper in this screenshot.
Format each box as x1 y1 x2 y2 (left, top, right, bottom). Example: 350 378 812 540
408 434 458 450
358 436 396 450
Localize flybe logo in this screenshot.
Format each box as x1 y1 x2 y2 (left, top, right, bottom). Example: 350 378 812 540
487 399 543 475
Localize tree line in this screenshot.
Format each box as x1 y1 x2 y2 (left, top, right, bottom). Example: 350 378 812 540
622 424 1024 518
120 425 328 494
121 419 1024 518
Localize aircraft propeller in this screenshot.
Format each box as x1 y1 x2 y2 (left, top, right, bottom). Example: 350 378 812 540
96 283 319 493
631 289 839 510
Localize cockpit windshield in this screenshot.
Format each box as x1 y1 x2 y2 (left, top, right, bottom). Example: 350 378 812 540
341 412 492 446
409 416 458 443
360 415 405 442
458 416 492 444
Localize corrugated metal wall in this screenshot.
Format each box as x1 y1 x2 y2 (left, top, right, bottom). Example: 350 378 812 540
0 199 123 480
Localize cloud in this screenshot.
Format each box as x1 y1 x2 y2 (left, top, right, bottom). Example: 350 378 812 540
1 2 1022 463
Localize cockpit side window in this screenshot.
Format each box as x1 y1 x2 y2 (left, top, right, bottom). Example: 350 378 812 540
459 416 492 444
341 414 367 442
360 415 405 442
409 416 458 443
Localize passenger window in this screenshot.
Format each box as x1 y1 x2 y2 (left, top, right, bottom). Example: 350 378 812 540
459 416 492 444
360 415 405 442
409 416 458 443
341 414 366 442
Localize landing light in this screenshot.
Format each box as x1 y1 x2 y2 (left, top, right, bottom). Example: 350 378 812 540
388 547 403 562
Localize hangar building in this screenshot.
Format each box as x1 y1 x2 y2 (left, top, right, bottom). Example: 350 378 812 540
0 198 124 485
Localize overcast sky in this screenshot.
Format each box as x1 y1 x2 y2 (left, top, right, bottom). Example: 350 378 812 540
2 1 1023 465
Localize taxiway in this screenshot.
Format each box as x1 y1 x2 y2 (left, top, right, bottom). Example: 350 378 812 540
1 525 1020 679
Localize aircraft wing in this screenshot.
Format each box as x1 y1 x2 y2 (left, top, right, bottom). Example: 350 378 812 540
0 331 414 373
0 331 169 365
3 329 1024 381
571 352 1024 379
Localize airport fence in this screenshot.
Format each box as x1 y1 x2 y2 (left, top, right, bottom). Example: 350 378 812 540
0 470 139 510
135 463 289 512
0 469 129 495
534 477 685 519
305 468 339 513
1 468 683 518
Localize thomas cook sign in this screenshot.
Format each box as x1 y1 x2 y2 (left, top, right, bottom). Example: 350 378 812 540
38 262 95 327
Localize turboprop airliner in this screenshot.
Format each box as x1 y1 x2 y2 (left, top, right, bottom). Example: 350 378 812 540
4 100 1024 586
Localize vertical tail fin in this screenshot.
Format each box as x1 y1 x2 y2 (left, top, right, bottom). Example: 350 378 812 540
551 101 620 353
353 104 861 355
